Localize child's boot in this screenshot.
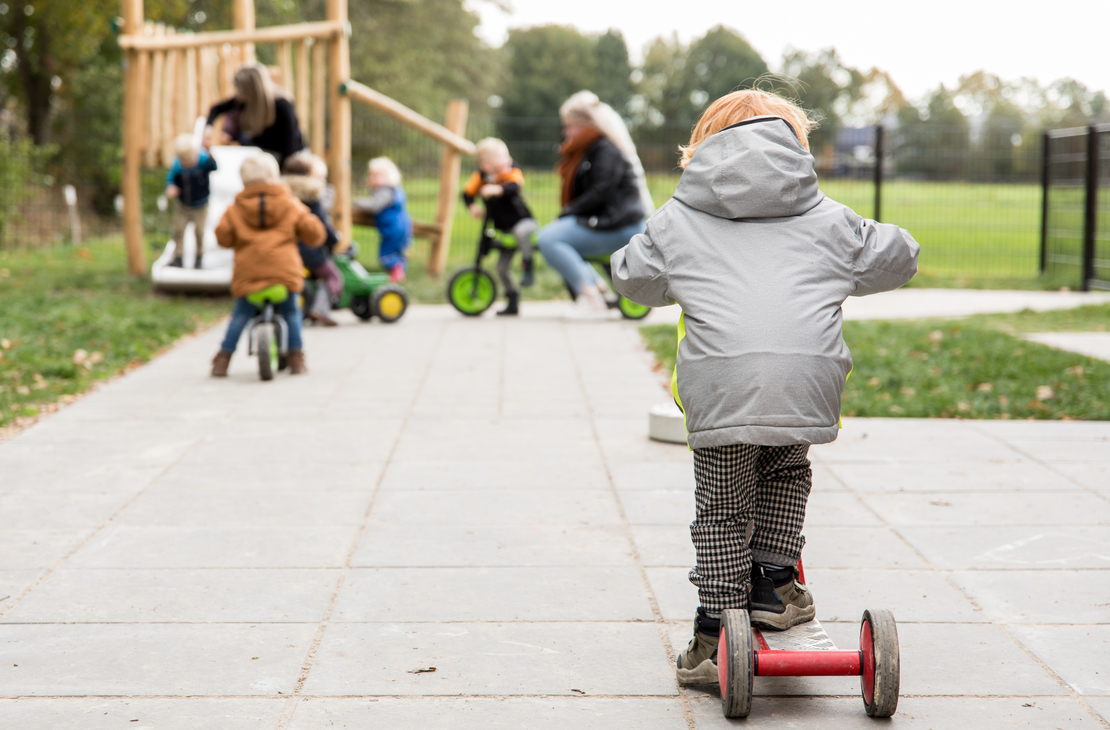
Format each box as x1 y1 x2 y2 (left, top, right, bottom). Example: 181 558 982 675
170 256 184 268
389 263 405 283
675 607 720 684
520 257 535 287
497 291 520 316
749 563 815 631
287 349 307 375
211 351 232 377
194 254 203 269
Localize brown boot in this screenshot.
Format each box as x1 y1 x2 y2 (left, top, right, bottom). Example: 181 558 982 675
211 351 232 377
287 349 307 375
308 310 338 327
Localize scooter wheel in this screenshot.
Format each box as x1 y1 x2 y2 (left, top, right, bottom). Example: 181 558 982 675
860 608 900 717
718 608 754 719
447 267 497 316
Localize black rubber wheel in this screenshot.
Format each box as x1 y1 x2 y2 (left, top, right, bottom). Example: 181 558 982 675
447 267 497 316
350 295 373 321
256 326 274 381
719 608 754 718
372 284 408 323
860 608 900 717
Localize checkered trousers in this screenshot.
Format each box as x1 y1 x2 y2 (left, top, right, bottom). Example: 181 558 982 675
688 443 812 612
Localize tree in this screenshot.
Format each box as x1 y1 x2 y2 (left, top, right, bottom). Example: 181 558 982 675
895 85 970 177
500 24 596 120
779 48 864 152
593 29 632 113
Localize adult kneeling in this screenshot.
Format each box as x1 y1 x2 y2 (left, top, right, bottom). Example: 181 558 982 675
537 91 654 315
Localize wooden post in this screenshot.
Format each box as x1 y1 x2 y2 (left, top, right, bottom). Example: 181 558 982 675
161 29 178 166
277 40 293 93
327 1 351 248
294 39 309 138
135 37 150 160
233 0 255 62
179 47 193 133
145 24 165 168
197 46 212 121
429 99 469 276
311 40 326 156
121 0 146 275
217 43 232 98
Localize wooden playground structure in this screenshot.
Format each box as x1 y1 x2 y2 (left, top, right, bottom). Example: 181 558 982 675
117 0 476 277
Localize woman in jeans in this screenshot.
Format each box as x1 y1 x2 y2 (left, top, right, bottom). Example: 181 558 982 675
537 91 655 315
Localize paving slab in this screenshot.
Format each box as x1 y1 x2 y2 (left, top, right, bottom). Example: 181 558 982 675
1026 332 1110 362
4 300 1108 726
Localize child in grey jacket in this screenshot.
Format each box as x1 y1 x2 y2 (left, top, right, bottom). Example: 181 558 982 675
611 90 919 685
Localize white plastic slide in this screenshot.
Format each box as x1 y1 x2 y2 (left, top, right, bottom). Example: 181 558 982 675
151 123 260 293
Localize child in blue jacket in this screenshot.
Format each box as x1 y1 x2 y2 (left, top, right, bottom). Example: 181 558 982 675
165 134 218 268
354 157 412 282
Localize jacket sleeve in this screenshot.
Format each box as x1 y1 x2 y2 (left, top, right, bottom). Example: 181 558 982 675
851 218 920 296
610 217 674 307
560 141 625 219
206 97 238 125
215 210 236 249
295 203 328 248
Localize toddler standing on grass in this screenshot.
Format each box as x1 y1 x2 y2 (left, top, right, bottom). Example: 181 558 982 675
353 157 413 283
611 90 919 684
165 134 218 268
210 153 326 377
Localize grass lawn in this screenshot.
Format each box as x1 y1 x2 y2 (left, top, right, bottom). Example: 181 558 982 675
640 303 1110 421
0 240 228 430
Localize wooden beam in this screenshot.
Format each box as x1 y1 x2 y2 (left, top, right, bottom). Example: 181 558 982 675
121 0 146 275
233 0 255 62
311 40 326 156
276 40 293 93
145 24 165 168
429 99 469 276
178 47 193 134
342 80 476 156
294 39 309 140
135 42 150 158
161 29 177 166
118 21 344 51
217 43 232 99
197 46 212 121
327 0 352 250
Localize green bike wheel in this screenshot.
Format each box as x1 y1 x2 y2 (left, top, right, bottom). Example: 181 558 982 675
447 267 497 316
617 296 651 320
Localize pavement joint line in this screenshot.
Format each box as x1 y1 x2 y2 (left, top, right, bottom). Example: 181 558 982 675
0 692 1089 701
560 321 699 730
966 422 1110 507
275 320 447 730
824 455 1110 729
6 619 1072 626
497 317 507 418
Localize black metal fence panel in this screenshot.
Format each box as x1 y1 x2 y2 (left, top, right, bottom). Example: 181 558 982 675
1043 124 1110 290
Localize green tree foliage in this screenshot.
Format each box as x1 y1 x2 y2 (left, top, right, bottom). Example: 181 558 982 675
593 29 632 112
895 85 969 177
500 25 597 119
779 48 864 152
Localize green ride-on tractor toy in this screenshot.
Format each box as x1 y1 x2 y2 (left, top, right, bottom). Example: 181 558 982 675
304 245 409 324
446 222 651 319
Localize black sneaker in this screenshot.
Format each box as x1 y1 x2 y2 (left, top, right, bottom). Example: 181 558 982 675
749 564 815 631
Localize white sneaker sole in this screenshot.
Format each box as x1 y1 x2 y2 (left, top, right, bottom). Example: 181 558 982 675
750 603 816 631
676 657 718 685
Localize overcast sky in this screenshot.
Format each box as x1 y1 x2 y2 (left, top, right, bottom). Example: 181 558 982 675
469 0 1107 102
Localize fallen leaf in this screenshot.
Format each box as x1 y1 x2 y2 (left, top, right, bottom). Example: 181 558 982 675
0 268 9 277
957 401 971 412
1036 385 1054 401
929 499 952 507
16 386 30 396
76 247 93 261
976 382 993 392
867 377 881 387
407 667 437 674
928 330 944 343
0 338 9 349
900 387 916 396
998 396 1009 407
570 688 586 695
1068 365 1085 377
72 349 89 365
89 351 104 365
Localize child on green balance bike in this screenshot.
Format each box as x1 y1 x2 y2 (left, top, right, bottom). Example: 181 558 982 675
210 153 326 377
456 138 538 316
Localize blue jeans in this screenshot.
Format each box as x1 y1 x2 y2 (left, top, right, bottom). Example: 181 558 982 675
536 216 646 294
219 295 304 354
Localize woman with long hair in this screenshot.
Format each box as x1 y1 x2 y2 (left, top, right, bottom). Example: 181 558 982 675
536 91 654 315
205 64 305 165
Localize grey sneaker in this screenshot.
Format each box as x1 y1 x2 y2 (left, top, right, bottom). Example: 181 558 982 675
676 608 721 684
749 564 815 631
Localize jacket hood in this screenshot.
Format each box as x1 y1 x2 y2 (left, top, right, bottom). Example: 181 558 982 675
673 116 823 219
233 182 298 230
282 174 324 204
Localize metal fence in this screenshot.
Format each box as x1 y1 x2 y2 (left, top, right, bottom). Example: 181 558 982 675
1042 124 1110 290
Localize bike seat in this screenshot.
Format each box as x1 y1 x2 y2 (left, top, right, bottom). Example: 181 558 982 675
246 284 290 306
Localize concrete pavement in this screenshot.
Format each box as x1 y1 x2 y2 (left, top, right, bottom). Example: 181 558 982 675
1 303 1109 728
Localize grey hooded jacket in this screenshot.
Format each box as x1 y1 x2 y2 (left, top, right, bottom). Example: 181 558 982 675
611 116 919 448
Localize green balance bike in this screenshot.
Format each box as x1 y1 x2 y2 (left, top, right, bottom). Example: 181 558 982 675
446 222 651 319
304 245 409 324
245 284 291 381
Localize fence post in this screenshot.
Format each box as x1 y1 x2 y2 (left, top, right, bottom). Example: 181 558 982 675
429 98 469 277
1082 125 1099 291
873 124 884 222
1040 131 1051 274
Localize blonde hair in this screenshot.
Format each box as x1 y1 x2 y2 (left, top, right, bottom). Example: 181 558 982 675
240 153 280 186
284 151 327 179
475 137 510 166
368 157 402 187
559 90 654 215
173 133 199 164
233 65 277 138
679 89 817 168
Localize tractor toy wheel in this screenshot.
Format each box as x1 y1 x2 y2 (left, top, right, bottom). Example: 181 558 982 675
860 608 900 717
447 267 497 316
373 284 408 323
350 295 374 321
718 608 754 718
617 296 651 320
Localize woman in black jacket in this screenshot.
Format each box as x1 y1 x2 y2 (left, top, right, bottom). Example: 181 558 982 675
205 64 305 165
536 91 653 315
